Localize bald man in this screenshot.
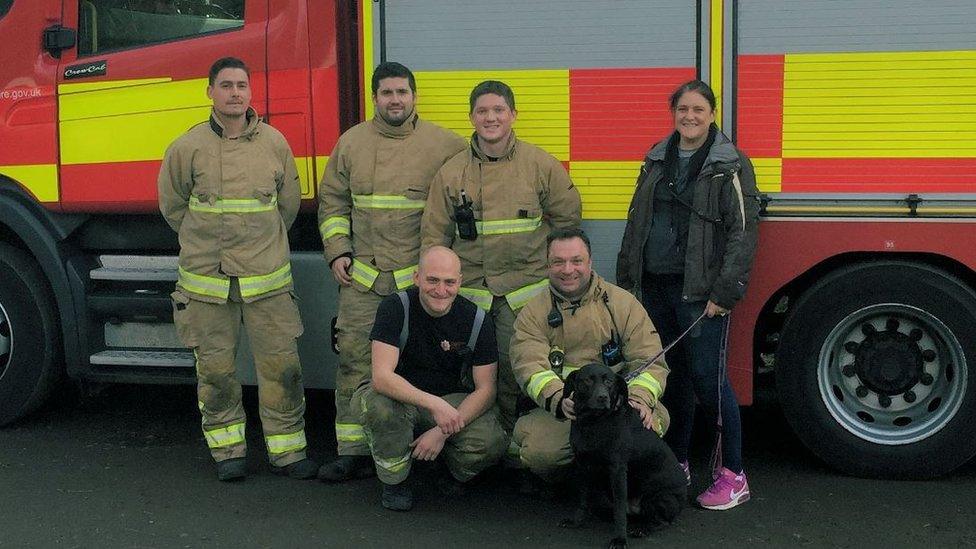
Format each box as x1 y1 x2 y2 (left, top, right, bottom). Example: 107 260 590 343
357 246 507 511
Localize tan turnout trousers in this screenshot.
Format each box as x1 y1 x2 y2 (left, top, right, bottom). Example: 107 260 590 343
172 279 307 466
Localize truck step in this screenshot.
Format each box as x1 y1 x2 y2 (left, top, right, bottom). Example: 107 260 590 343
89 350 195 368
88 290 172 320
90 255 178 282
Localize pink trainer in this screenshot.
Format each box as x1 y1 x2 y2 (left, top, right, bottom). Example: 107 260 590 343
697 467 750 510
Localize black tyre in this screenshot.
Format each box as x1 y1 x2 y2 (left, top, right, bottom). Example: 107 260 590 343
777 261 976 479
0 243 62 425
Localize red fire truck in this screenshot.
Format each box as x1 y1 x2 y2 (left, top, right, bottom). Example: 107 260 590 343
1 0 974 479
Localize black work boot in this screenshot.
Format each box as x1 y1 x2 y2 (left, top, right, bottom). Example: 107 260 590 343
317 455 375 482
381 482 413 511
271 458 319 480
215 457 247 482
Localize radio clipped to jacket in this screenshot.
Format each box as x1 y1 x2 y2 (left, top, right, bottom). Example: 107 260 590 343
453 189 478 241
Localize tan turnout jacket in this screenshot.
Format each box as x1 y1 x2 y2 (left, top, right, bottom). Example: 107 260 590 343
158 108 300 303
422 133 582 310
318 113 466 296
511 273 671 434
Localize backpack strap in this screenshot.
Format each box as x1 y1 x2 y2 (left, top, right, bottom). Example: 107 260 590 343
466 306 486 354
396 291 409 352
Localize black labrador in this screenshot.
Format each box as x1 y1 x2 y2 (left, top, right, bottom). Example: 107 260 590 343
561 363 686 548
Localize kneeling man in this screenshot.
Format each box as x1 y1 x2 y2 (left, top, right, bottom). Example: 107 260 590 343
359 246 507 511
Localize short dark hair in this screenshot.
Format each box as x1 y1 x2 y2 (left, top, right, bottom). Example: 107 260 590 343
669 79 717 112
469 80 516 113
547 227 592 257
372 62 417 95
208 57 250 86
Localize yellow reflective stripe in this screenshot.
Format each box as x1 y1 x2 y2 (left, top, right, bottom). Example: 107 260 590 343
319 215 351 240
477 216 542 235
628 372 664 401
393 265 418 290
178 266 230 299
561 364 580 378
374 451 412 473
352 194 425 209
188 195 277 213
458 287 493 311
266 430 307 454
335 423 366 442
505 279 550 311
526 369 561 401
350 259 380 289
203 422 246 449
239 263 292 298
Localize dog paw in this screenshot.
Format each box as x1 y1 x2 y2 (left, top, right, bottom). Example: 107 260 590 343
608 537 628 549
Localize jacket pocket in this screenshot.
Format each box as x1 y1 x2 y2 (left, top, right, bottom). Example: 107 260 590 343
170 290 198 348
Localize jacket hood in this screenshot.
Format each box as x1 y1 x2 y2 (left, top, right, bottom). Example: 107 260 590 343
645 126 739 167
371 110 419 138
470 130 517 162
209 107 261 139
550 272 610 307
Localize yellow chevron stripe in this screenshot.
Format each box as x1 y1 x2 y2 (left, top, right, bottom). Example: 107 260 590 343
59 77 210 165
415 69 570 161
751 157 782 194
710 0 724 128
782 50 976 159
569 161 641 220
0 164 59 202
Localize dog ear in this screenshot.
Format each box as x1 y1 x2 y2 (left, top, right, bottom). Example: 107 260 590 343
614 373 629 410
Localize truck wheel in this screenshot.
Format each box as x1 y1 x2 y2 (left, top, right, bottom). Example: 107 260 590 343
776 261 976 479
0 243 61 425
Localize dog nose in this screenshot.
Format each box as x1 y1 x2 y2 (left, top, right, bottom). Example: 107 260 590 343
596 394 609 407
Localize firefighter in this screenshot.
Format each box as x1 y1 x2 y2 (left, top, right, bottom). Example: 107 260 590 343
317 62 467 481
421 80 582 435
158 57 316 481
359 246 507 511
510 228 670 482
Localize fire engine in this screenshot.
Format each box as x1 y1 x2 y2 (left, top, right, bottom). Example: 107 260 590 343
1 0 974 479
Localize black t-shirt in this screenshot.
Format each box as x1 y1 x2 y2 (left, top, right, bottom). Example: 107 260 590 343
370 288 498 396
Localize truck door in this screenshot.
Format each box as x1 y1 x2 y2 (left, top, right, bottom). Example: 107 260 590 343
55 0 269 212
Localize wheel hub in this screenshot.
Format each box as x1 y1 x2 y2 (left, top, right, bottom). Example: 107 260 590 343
853 327 923 395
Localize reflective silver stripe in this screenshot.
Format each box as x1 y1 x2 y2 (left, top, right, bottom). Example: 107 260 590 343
393 265 418 290
458 287 493 311
189 195 277 213
628 372 664 401
477 216 542 235
266 430 307 454
504 279 550 310
352 194 425 209
239 263 292 298
526 370 561 401
178 266 230 299
203 422 246 449
319 215 351 239
350 259 380 289
335 423 366 442
374 451 412 473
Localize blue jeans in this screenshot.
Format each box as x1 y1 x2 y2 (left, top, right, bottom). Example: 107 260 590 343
641 273 743 473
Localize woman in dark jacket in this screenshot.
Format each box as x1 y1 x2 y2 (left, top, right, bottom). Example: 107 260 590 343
616 80 759 511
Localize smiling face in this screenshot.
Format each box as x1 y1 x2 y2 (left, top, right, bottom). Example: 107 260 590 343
373 76 415 126
207 67 251 119
547 236 592 299
470 93 516 146
672 90 715 149
414 246 462 317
